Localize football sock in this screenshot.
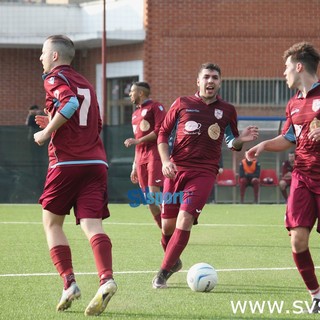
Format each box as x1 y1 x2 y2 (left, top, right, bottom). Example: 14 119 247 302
161 234 172 252
50 245 75 289
161 228 190 272
293 249 320 296
90 233 113 286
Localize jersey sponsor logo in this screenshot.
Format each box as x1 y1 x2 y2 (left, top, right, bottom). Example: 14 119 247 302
141 109 148 117
208 123 221 140
140 119 150 131
184 121 201 135
48 77 55 85
312 99 320 112
155 179 162 183
186 109 200 113
195 209 202 213
214 109 223 119
290 108 300 116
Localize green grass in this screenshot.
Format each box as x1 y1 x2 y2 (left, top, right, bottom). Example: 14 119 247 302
1 204 320 319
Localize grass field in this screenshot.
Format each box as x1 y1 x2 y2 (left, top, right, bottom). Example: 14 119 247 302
1 203 320 319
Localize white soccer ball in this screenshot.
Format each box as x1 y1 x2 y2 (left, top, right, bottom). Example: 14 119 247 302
187 262 218 292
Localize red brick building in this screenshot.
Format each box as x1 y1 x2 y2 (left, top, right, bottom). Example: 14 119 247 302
0 0 319 125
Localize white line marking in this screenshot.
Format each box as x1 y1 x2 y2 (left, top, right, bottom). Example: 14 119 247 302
0 221 283 227
2 266 319 278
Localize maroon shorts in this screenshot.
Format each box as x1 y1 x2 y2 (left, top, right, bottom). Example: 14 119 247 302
161 170 215 223
285 170 320 233
39 165 110 224
137 159 163 191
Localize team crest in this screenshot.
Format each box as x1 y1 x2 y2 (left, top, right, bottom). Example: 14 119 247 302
312 99 320 112
48 77 55 85
214 109 223 119
141 109 148 117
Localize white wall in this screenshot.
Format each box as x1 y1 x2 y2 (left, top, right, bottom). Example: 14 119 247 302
0 0 145 47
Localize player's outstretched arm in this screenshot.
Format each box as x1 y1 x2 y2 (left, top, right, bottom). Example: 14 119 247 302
246 135 294 161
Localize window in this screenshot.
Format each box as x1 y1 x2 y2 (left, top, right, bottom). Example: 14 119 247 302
107 76 138 125
220 79 295 106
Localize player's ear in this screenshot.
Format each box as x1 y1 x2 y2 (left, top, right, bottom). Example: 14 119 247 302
52 51 59 61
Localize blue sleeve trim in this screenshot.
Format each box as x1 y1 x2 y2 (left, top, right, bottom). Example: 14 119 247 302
59 96 80 119
283 124 296 143
224 124 236 149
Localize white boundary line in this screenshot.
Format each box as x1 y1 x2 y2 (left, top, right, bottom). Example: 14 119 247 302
2 266 320 278
0 221 283 227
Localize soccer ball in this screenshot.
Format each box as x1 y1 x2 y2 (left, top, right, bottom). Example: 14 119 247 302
187 262 218 292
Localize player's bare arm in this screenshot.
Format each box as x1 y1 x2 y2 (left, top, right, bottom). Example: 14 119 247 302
35 115 49 129
158 142 177 179
124 131 157 147
34 113 67 146
246 135 294 161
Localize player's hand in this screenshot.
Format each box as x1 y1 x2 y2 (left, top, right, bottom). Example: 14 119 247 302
35 115 49 129
246 143 265 161
34 130 50 146
240 126 259 142
124 138 139 147
308 127 320 142
130 170 139 184
162 160 177 179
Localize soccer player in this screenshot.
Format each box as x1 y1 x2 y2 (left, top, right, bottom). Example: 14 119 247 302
34 35 117 316
279 151 295 202
152 62 259 288
239 157 261 204
246 42 320 313
124 82 166 228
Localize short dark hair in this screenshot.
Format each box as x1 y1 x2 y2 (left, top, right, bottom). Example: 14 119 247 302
46 35 75 63
132 81 151 96
283 42 320 75
198 62 221 77
29 105 39 110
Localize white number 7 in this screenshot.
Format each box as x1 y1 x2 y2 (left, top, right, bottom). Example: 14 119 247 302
77 87 91 126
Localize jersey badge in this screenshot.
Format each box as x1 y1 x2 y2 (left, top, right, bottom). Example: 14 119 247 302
159 105 164 111
312 99 320 112
208 123 221 140
48 77 55 85
141 109 148 117
214 109 223 119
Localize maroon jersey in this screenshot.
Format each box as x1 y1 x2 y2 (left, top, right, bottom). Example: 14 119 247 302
282 82 320 176
43 65 107 167
132 99 166 164
158 93 240 174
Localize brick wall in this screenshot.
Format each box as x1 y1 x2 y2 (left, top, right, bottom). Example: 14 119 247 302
0 0 319 124
144 0 320 114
